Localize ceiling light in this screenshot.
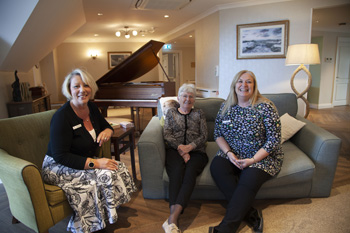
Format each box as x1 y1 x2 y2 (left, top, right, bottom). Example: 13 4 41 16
164 15 169 18
97 13 103 16
115 26 155 39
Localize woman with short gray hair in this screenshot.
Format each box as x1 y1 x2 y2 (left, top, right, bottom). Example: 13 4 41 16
162 83 208 233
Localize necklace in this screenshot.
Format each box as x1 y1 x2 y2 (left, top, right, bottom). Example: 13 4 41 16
71 102 90 122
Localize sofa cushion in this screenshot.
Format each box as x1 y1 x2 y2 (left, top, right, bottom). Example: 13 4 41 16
280 113 306 143
263 93 298 117
194 98 224 141
163 141 315 191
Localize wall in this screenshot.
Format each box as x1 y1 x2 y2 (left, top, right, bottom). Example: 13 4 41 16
309 36 323 105
162 12 220 92
218 0 350 116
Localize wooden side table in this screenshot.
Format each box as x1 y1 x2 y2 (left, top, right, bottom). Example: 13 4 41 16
111 127 137 180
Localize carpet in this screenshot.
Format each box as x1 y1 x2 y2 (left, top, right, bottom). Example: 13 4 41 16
185 184 350 233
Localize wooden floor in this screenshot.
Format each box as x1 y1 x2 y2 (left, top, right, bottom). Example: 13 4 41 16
0 106 349 233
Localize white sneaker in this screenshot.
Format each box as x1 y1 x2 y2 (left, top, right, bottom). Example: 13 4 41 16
162 219 181 233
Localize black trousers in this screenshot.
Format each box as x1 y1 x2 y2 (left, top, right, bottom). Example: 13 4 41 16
165 148 208 208
210 156 271 233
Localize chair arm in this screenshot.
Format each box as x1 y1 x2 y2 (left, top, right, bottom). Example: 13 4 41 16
0 149 53 233
137 116 167 199
97 139 112 159
290 117 342 197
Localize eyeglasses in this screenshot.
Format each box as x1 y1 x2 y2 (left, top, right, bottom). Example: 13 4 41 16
181 94 195 99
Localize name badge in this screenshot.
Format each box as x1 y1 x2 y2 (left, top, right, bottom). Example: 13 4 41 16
223 120 231 124
73 124 82 130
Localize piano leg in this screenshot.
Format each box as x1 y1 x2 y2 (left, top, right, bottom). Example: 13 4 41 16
130 107 141 135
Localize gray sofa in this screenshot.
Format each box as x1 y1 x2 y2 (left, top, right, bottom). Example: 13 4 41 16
137 93 341 200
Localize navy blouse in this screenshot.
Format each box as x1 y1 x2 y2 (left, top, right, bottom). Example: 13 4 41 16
214 101 283 176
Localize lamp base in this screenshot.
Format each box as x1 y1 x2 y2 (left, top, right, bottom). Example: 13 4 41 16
290 64 312 118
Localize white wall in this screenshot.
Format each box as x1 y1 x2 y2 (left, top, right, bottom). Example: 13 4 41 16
218 0 350 116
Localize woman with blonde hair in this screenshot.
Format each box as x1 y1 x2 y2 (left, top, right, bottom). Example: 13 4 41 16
42 68 136 233
209 70 283 233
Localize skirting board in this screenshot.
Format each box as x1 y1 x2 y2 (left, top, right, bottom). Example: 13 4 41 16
310 103 333 109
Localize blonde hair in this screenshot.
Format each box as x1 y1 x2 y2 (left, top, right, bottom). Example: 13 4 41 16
221 70 269 115
62 68 98 100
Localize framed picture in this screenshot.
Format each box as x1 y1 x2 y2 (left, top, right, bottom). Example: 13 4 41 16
108 51 132 69
237 20 289 59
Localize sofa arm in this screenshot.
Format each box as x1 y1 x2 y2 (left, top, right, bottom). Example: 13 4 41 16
290 116 342 197
0 149 53 233
137 116 167 199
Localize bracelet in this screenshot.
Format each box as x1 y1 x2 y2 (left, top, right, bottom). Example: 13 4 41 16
252 157 256 163
225 150 233 156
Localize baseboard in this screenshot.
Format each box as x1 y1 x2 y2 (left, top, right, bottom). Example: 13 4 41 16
310 103 333 109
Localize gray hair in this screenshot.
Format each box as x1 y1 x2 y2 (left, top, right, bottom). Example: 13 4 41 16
62 68 98 100
178 83 196 98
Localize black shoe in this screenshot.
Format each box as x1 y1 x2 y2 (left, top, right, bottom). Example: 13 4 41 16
208 226 219 233
245 208 263 233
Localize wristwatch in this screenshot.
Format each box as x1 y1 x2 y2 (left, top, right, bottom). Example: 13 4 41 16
88 159 95 169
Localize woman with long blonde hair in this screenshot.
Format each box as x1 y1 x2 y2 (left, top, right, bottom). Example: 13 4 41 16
209 70 283 233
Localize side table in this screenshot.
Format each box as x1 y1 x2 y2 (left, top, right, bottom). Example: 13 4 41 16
111 127 137 180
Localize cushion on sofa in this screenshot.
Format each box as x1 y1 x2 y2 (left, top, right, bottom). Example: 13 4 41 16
163 141 315 192
280 113 306 143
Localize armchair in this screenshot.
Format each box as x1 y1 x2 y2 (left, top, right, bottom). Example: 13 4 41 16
0 110 111 233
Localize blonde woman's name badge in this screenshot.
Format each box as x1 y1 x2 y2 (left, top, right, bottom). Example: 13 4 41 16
73 124 82 130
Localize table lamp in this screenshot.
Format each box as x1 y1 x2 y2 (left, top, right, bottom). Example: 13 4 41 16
285 44 320 118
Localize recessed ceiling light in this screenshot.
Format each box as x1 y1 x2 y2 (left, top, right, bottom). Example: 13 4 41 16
189 35 193 38
97 13 103 16
94 34 99 37
164 15 169 18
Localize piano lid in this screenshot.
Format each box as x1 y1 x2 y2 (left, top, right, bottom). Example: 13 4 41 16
96 40 165 85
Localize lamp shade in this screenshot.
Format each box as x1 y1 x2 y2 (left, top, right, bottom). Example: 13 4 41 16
285 44 320 65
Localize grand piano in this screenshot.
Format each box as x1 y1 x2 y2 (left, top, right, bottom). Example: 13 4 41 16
94 40 175 131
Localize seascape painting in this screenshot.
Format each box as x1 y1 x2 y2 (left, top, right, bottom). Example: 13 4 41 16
237 20 289 59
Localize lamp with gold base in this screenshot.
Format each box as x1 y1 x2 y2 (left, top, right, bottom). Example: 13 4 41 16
285 44 320 118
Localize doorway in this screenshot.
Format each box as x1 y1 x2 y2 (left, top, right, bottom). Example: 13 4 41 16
162 53 180 92
333 37 350 106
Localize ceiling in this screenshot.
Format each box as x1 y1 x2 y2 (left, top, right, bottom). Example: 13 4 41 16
67 0 350 46
1 0 349 72
64 0 253 43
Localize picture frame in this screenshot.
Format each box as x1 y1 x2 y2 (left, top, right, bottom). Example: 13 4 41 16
108 51 132 69
237 20 289 59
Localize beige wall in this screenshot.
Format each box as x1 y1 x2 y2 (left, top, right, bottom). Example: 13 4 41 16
162 12 220 91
